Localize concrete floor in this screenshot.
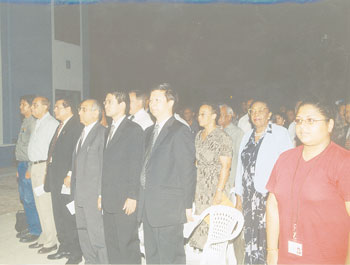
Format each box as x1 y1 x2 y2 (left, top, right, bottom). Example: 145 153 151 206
0 167 201 265
0 168 69 264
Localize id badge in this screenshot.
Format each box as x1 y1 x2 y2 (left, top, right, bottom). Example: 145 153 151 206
288 240 302 256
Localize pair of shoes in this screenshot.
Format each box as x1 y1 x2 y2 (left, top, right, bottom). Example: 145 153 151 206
47 250 70 260
19 234 39 243
29 242 43 249
38 244 57 254
16 228 29 238
66 255 82 264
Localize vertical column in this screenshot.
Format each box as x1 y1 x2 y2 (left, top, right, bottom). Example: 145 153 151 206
51 1 84 106
0 5 3 145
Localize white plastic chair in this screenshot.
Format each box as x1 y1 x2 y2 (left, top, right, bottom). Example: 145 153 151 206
184 205 244 265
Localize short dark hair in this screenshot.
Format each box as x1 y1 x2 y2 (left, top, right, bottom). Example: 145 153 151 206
297 98 335 121
109 90 130 115
129 90 148 108
59 98 77 116
201 102 220 124
20 95 35 105
150 83 178 110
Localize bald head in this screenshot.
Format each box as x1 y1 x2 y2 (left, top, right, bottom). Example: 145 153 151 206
78 99 102 126
31 96 50 119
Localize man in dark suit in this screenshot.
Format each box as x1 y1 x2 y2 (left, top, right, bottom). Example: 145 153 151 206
102 91 144 264
71 99 108 264
45 99 83 264
138 83 196 264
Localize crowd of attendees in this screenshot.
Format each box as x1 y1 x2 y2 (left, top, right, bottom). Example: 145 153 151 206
14 84 350 265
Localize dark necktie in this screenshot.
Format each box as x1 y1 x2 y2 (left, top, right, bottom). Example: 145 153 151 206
47 122 63 164
140 124 159 188
106 124 115 147
76 129 85 154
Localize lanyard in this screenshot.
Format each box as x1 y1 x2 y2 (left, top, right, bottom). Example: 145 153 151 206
289 149 324 240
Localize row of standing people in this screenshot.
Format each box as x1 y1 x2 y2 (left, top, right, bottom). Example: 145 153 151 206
181 97 350 265
15 85 350 264
15 84 197 264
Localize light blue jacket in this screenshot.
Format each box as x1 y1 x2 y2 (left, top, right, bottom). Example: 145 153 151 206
235 123 293 196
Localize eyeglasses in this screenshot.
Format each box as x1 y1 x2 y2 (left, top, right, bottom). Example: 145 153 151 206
295 118 329 126
78 107 94 112
248 108 268 115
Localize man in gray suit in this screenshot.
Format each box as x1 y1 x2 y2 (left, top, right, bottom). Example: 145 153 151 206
71 99 108 264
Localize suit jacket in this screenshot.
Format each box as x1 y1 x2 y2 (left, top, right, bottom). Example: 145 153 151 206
138 116 196 227
45 116 83 193
102 118 144 213
71 122 106 208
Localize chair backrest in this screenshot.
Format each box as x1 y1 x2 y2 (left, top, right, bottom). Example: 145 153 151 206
201 205 244 265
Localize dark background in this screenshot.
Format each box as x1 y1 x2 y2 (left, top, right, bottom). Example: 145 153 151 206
87 0 350 112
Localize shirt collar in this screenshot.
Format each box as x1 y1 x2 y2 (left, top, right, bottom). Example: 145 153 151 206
156 116 172 132
37 112 50 122
84 120 98 132
112 115 126 128
61 115 73 127
133 108 145 119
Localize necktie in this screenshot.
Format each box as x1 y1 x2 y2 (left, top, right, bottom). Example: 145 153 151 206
140 124 159 188
47 122 63 164
76 129 85 153
106 124 115 147
129 115 135 121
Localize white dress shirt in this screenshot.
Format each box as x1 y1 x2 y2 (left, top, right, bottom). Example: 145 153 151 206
129 108 153 131
57 115 72 138
80 121 98 147
156 116 172 134
174 113 190 129
108 115 126 142
28 112 59 162
238 113 252 133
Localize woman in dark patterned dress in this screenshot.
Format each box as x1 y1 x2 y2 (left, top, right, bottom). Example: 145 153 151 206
235 100 293 264
189 103 233 250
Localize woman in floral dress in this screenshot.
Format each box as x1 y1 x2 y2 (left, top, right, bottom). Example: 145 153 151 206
189 103 233 249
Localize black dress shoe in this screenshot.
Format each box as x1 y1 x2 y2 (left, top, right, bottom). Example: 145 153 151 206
29 242 43 249
47 251 70 260
16 228 29 238
38 244 57 254
66 255 82 264
19 234 39 243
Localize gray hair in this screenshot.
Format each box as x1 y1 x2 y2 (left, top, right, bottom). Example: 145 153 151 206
91 99 103 121
220 104 234 116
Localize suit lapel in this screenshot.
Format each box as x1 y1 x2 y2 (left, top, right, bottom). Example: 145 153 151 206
106 118 128 149
152 116 175 151
57 116 75 143
80 122 100 153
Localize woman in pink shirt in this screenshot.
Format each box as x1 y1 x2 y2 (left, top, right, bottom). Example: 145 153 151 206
266 99 350 264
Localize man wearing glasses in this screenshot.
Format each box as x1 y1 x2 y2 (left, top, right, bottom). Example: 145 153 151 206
71 99 108 264
27 96 59 254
